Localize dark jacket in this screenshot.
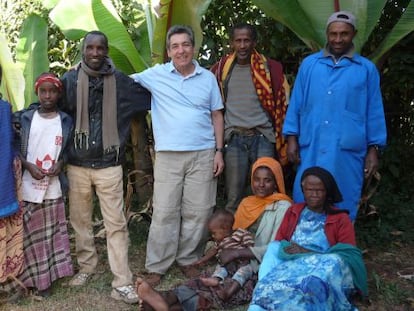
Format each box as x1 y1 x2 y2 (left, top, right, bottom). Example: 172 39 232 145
60 69 151 168
14 106 73 194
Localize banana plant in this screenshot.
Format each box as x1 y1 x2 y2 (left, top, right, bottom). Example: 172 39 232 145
150 0 212 64
0 13 50 110
370 0 414 64
49 0 150 74
0 33 25 110
16 14 49 106
252 0 414 66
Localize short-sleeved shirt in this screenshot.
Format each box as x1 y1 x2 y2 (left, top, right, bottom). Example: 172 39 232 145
132 60 223 152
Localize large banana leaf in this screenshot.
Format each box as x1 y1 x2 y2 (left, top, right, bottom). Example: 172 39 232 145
16 14 49 107
370 1 414 64
151 0 212 64
252 0 387 53
0 33 25 111
49 0 149 74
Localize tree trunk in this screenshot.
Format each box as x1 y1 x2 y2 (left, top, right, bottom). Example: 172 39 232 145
129 112 154 205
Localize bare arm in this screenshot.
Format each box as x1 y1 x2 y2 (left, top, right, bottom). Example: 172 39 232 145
192 247 218 266
286 135 300 164
364 146 379 179
211 109 224 177
218 248 255 266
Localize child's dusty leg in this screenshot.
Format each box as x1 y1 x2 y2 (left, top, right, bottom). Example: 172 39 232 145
136 278 169 311
199 276 220 287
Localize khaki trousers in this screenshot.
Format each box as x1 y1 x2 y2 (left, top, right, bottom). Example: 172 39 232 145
67 165 132 288
145 150 217 274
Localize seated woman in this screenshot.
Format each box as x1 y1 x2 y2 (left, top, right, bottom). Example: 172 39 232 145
249 166 368 311
136 157 293 310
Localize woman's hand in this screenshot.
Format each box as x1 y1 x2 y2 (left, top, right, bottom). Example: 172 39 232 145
26 162 46 180
46 160 63 177
284 242 311 254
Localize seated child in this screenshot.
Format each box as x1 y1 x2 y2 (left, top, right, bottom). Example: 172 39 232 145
194 209 254 300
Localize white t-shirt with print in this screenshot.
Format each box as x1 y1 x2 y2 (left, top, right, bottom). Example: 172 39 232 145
22 111 63 203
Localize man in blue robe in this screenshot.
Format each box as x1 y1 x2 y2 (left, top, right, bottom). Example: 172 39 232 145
282 11 387 220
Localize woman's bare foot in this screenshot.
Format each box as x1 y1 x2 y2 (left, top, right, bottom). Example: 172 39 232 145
136 278 168 311
199 277 220 287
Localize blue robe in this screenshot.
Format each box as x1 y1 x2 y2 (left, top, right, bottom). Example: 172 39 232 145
283 50 387 220
249 208 364 311
0 100 18 218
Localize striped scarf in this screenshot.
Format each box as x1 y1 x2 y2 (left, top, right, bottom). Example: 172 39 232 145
75 57 119 156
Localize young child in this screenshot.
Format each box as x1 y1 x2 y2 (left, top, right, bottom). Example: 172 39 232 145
14 73 73 297
194 209 254 301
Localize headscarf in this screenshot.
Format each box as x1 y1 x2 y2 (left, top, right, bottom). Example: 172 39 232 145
75 57 119 157
233 157 292 230
34 73 63 94
301 166 348 215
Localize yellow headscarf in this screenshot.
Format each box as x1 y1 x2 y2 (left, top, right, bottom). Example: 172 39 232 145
233 157 292 230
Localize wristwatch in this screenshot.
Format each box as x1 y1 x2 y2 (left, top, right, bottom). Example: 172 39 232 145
215 147 224 152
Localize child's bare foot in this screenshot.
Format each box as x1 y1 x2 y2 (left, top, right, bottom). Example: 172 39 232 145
199 277 220 287
136 278 168 311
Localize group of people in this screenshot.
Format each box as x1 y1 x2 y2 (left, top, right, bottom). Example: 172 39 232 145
0 9 386 310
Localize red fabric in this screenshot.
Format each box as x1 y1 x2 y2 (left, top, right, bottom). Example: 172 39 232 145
34 74 63 94
275 203 356 246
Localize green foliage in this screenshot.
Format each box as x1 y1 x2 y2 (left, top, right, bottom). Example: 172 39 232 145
370 0 414 64
0 0 47 109
112 0 152 65
49 0 149 74
371 271 410 305
200 0 309 79
149 0 212 64
356 139 414 247
0 0 45 53
356 2 414 249
0 34 25 109
16 14 49 105
251 0 387 54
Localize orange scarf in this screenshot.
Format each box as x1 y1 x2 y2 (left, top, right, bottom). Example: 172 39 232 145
213 50 289 165
233 157 292 230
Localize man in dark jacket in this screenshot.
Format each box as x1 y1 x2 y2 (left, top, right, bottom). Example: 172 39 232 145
60 30 150 304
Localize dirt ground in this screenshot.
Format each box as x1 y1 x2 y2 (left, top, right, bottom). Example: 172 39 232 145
355 243 414 311
1 223 413 311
